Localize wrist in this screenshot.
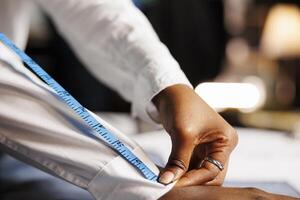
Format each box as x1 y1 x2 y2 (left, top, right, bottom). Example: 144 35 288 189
152 84 193 112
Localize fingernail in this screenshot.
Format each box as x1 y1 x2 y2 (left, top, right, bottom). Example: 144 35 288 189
159 171 175 185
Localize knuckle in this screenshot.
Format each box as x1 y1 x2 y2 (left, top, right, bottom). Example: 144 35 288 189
206 174 218 183
172 124 196 141
225 126 239 149
168 158 188 171
201 167 218 181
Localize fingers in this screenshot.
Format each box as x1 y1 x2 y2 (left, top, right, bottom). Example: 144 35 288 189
204 162 228 186
176 167 217 187
177 127 237 186
159 139 194 185
176 152 228 187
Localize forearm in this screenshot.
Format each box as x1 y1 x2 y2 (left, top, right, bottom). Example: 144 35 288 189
34 0 191 123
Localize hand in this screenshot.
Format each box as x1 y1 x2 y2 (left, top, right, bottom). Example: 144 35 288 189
152 84 238 186
159 186 300 200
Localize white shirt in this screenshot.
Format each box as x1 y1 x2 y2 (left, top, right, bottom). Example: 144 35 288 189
0 0 191 199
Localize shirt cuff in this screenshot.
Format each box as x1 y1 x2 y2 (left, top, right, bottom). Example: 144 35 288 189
131 54 193 125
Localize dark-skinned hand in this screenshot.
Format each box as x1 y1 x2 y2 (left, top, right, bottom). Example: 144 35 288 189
152 84 238 186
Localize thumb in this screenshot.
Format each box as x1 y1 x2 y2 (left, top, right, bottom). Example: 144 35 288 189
159 140 194 185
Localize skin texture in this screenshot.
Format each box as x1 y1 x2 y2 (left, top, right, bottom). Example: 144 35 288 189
159 186 300 200
153 84 300 199
153 84 238 186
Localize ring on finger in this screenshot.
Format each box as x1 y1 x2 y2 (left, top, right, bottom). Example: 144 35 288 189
200 157 224 171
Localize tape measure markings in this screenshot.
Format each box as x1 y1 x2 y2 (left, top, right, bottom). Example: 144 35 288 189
0 33 158 181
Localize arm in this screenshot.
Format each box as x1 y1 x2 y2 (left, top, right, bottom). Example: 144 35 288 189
34 0 192 123
0 3 174 195
160 185 300 200
153 84 238 186
34 0 238 186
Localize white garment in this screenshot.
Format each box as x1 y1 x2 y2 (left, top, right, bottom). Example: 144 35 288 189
0 0 192 199
2 0 192 124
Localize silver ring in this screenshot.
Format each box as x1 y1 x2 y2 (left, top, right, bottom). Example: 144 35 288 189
200 157 224 171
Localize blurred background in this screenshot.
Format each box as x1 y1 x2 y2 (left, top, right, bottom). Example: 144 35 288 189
2 0 300 199
27 0 300 137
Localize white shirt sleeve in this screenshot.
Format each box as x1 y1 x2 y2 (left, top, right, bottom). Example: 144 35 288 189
0 0 189 198
0 0 31 50
0 50 174 199
33 0 192 124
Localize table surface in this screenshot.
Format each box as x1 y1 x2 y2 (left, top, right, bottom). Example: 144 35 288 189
226 128 300 197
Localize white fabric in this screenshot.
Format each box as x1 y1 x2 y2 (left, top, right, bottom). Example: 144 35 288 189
0 0 31 50
0 56 174 199
34 0 192 124
0 0 194 199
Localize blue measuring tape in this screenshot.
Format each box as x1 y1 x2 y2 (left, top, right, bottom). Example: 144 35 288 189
0 33 158 181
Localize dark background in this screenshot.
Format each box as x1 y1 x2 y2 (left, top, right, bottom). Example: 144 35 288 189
25 0 300 118
27 0 226 112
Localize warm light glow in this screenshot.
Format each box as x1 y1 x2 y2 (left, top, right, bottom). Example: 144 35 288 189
261 4 300 58
195 81 265 112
